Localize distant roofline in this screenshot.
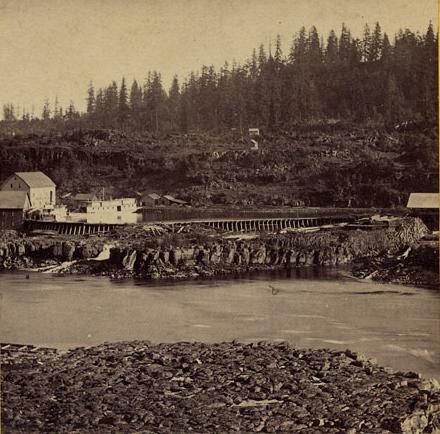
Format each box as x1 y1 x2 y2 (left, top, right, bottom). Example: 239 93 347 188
407 192 439 209
0 191 30 209
8 171 56 188
87 198 137 203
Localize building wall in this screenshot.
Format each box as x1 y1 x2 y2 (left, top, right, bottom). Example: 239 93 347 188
0 209 24 230
1 175 29 193
87 199 137 213
1 175 55 209
140 197 157 207
28 187 56 209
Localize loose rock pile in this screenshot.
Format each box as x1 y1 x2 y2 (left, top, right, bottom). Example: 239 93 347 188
353 243 439 289
2 341 440 433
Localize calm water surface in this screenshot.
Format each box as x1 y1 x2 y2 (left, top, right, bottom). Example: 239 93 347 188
1 269 439 379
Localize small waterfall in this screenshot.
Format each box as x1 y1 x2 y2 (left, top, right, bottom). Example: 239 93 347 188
91 244 114 261
122 250 137 270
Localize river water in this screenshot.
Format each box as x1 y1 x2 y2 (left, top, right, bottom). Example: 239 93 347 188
1 269 439 379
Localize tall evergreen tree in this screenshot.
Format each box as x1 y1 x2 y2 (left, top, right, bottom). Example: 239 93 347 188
274 34 283 65
103 81 118 126
129 79 143 128
381 33 392 63
65 101 79 121
53 96 60 119
257 44 267 70
339 23 352 63
42 99 51 120
325 30 339 63
3 103 16 122
307 26 322 67
118 77 129 125
95 88 104 126
145 71 166 134
369 22 383 62
86 82 95 114
248 48 258 80
289 26 307 64
168 75 180 131
421 22 438 119
361 23 371 62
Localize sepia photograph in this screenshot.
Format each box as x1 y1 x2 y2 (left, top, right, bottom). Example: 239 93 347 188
0 0 439 432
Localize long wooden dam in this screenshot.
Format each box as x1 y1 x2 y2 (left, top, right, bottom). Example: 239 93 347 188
24 211 372 235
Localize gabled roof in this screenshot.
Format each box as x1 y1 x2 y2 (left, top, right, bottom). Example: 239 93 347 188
0 191 29 209
163 195 188 205
407 193 439 209
138 192 162 200
146 193 162 200
13 171 55 188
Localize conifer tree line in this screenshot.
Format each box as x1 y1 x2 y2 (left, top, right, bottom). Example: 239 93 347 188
3 22 438 132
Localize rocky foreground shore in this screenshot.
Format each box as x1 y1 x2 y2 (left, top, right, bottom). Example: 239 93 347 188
2 341 440 433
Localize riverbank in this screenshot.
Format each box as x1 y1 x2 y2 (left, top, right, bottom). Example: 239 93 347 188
353 242 439 289
0 217 436 288
2 340 440 433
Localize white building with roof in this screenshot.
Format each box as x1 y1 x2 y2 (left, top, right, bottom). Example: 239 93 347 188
1 171 56 210
85 198 138 223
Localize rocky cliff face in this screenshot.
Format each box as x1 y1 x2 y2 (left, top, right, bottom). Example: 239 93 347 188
0 218 429 281
1 128 437 208
108 239 351 280
0 235 105 270
95 218 429 280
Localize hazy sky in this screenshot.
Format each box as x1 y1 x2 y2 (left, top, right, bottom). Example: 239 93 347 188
0 0 437 115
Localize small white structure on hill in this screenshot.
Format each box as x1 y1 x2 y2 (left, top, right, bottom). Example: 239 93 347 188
1 171 56 210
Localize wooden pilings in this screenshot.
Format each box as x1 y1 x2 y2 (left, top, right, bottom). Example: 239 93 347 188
25 220 118 235
190 216 346 233
25 214 350 236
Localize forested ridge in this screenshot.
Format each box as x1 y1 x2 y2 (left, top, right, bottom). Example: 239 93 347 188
2 22 438 133
0 22 437 208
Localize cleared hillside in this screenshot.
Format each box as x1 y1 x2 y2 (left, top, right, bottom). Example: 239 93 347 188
0 123 437 208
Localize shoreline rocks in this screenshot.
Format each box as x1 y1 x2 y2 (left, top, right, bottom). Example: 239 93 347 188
0 217 437 289
353 242 439 289
2 340 440 433
0 232 106 270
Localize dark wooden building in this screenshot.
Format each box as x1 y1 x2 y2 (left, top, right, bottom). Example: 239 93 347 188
407 193 439 231
138 193 164 207
0 191 31 230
